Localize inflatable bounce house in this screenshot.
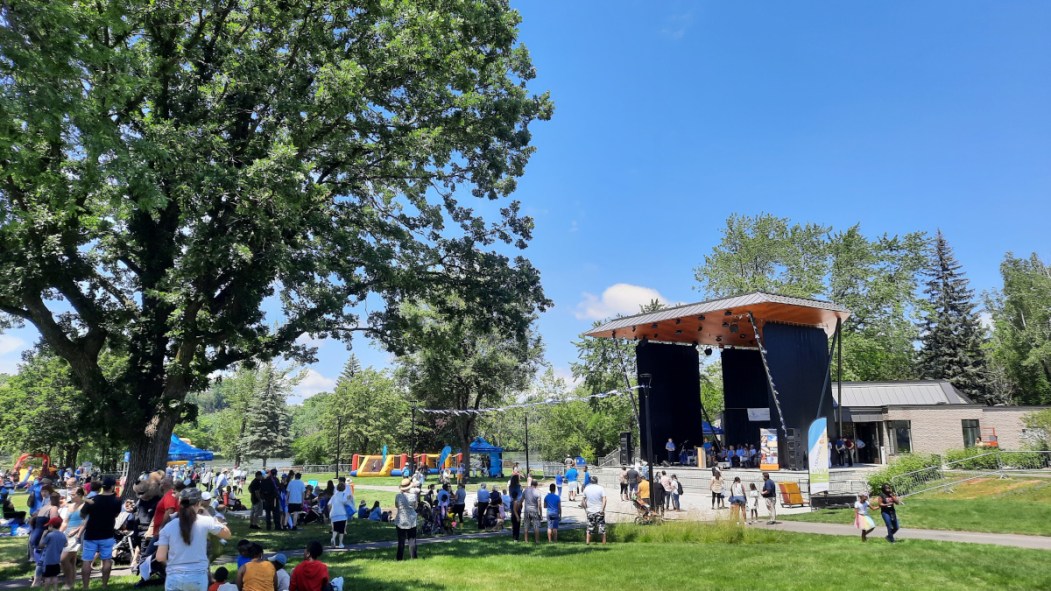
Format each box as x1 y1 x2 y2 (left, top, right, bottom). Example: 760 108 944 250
350 445 395 477
388 445 463 477
12 453 59 488
469 437 503 478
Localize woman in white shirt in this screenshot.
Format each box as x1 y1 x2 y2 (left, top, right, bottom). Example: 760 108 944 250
156 488 231 591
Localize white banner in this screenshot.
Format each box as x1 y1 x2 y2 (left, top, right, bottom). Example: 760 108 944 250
747 408 771 421
808 418 830 495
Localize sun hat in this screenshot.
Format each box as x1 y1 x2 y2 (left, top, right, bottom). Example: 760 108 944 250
399 478 413 491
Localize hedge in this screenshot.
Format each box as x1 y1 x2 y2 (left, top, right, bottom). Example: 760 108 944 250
867 453 941 495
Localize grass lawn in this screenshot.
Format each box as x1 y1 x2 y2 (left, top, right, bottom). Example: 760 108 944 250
224 513 398 550
784 476 1051 536
45 522 1051 591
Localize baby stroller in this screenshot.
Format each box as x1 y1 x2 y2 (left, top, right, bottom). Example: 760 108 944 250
416 500 436 536
632 497 664 526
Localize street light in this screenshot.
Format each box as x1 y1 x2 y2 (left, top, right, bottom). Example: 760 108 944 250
639 372 655 510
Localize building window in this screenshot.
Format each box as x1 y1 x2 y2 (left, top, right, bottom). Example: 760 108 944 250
962 419 981 448
888 421 912 454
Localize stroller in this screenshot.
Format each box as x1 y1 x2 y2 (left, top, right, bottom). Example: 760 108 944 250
416 500 436 536
632 497 664 526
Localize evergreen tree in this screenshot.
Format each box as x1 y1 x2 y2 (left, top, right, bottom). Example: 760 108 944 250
241 362 297 467
918 231 994 403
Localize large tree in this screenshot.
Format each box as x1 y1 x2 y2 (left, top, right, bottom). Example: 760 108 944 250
395 297 543 476
0 1 551 480
985 253 1051 405
240 361 297 467
917 231 993 403
322 358 410 457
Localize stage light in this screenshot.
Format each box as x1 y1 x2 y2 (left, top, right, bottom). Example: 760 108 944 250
722 321 729 328
716 336 722 342
724 310 732 316
651 323 658 329
632 326 636 333
729 323 739 334
704 347 713 356
675 329 683 335
675 318 681 324
698 315 705 321
740 334 747 339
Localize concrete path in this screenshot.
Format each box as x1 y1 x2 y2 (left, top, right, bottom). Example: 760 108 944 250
769 520 1051 550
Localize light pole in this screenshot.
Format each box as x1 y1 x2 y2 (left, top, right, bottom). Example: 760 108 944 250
410 403 417 477
639 372 655 510
524 413 530 480
335 415 343 480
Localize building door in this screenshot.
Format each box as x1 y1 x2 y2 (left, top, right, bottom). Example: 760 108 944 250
854 423 881 464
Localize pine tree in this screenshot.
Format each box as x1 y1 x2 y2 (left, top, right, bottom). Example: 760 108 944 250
241 362 296 467
918 231 994 403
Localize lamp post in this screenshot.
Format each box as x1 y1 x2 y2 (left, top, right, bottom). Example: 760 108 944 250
639 372 655 510
410 403 417 478
335 415 343 480
524 413 530 480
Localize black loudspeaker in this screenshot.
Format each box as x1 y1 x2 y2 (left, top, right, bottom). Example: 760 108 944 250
619 431 633 466
785 428 804 470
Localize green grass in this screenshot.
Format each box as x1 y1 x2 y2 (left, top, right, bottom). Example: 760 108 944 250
785 477 1051 536
224 513 397 551
7 522 1051 590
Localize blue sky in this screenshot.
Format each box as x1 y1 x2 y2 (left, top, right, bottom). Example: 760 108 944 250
2 2 1049 400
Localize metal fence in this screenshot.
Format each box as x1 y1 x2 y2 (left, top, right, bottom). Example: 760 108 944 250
889 450 1051 498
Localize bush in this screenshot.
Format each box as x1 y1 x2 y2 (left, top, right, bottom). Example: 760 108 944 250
609 519 786 545
867 453 941 495
945 447 1001 470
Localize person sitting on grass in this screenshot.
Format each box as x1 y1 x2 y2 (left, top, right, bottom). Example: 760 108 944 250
289 542 330 591
209 567 238 591
271 553 290 591
238 543 277 591
357 500 368 520
368 501 383 521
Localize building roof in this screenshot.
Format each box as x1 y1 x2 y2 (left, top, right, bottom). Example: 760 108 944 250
583 292 851 346
839 381 973 408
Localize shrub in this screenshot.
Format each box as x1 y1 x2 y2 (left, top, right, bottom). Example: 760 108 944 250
945 447 1001 470
867 453 941 495
609 520 786 545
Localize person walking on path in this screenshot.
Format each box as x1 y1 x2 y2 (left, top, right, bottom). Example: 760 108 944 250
660 471 674 512
625 465 640 500
328 482 350 549
710 472 725 510
80 476 122 590
619 468 628 501
522 479 542 543
581 476 607 545
854 492 876 542
761 472 778 524
394 478 418 561
878 484 902 543
544 483 561 543
156 488 232 591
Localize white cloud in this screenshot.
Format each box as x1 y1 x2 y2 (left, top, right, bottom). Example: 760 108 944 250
292 369 337 403
0 334 26 356
295 333 327 349
575 283 669 321
660 11 694 40
979 312 994 331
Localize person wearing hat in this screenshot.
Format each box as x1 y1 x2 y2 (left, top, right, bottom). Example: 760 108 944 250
394 478 418 561
38 516 66 591
271 553 290 591
156 487 232 591
80 476 122 589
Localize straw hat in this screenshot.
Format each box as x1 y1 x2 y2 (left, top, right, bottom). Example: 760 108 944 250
399 478 413 491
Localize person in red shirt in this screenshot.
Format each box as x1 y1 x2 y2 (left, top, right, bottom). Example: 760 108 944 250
289 541 329 591
151 478 179 537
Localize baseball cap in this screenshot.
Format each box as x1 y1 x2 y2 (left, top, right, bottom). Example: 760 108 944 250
270 553 287 567
101 476 117 489
179 488 202 504
47 516 63 528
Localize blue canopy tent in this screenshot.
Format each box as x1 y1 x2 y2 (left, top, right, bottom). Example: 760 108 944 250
468 437 503 478
168 435 215 462
702 421 723 435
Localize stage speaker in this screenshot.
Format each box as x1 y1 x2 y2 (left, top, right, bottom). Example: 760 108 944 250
785 428 804 470
619 431 633 466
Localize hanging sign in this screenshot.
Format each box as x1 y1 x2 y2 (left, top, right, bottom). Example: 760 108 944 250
808 418 830 495
759 428 780 471
747 408 771 421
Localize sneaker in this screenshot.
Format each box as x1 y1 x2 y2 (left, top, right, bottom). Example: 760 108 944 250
766 521 776 525
885 535 894 543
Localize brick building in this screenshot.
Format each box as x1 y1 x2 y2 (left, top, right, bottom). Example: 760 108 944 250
837 380 1049 463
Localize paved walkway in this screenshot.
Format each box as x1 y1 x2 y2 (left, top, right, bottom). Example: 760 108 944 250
769 520 1051 550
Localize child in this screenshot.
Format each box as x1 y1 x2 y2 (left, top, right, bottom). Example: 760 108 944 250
748 483 760 524
38 516 65 591
209 567 238 591
544 483 561 543
271 553 290 591
235 539 253 569
854 492 876 541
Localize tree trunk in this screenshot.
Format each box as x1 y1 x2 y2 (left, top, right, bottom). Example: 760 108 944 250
460 432 472 484
122 411 178 500
234 414 248 466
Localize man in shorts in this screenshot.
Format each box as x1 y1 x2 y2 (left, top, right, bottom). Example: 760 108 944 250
521 479 542 543
564 465 579 501
80 476 122 589
286 472 306 530
544 483 561 543
581 475 607 545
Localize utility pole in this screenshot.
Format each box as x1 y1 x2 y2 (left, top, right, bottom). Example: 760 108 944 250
524 414 530 479
640 373 655 509
410 403 417 477
335 415 343 480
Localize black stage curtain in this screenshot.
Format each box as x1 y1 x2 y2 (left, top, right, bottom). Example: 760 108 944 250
636 341 704 461
762 322 835 469
721 348 771 448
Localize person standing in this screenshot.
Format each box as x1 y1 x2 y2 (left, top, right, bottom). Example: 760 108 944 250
521 479 542 543
565 465 579 501
660 471 674 512
665 438 676 464
38 517 66 591
286 473 306 530
581 476 607 545
544 483 561 543
328 482 349 549
845 438 855 467
80 476 122 590
728 477 746 525
854 492 876 542
710 472 725 510
260 469 279 531
761 472 777 524
878 484 901 543
452 483 467 528
671 475 682 512
618 468 628 501
248 472 264 530
155 488 232 591
394 479 418 560
625 465 640 500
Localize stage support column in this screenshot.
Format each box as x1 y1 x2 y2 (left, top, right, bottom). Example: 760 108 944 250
640 372 655 509
837 322 843 438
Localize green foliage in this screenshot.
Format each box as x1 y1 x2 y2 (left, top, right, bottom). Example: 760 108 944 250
241 362 298 467
944 447 1001 470
1023 408 1051 450
918 231 993 403
867 453 942 494
695 215 928 382
323 361 410 456
985 253 1051 405
0 0 551 475
609 520 787 545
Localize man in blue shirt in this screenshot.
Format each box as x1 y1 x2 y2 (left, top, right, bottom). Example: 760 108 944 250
564 466 579 501
665 438 676 464
286 473 306 530
543 483 561 542
761 472 777 524
475 484 490 530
